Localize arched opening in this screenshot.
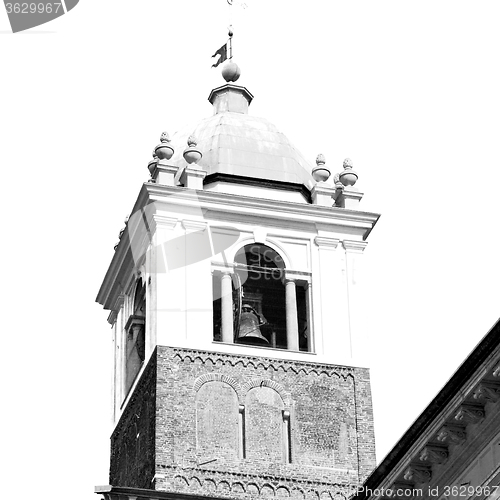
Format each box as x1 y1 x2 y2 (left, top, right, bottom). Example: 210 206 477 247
125 277 146 394
212 244 311 351
234 244 286 348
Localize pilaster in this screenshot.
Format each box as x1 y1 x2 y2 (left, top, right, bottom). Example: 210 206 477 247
343 240 368 364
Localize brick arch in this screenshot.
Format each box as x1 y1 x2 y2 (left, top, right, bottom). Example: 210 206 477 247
241 378 291 407
217 480 231 495
261 484 276 498
193 373 240 398
231 482 245 494
195 377 240 460
291 488 306 500
189 476 202 489
277 486 291 498
173 475 189 490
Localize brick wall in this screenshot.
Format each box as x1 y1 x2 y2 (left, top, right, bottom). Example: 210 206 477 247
196 380 239 461
108 346 376 497
154 346 376 497
109 352 157 488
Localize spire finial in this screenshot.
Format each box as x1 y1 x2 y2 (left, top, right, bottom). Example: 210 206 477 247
154 131 174 161
221 25 241 82
183 135 202 164
222 61 241 82
312 154 331 183
339 158 358 187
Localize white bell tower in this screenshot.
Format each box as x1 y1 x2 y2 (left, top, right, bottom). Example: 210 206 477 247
96 63 380 499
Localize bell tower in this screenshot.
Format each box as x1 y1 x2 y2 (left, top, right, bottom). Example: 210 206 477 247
96 63 380 500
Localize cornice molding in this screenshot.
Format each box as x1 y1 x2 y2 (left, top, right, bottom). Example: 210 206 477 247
403 464 432 483
314 237 340 249
152 215 178 230
342 240 368 253
181 219 208 232
107 310 117 326
453 403 485 425
113 294 125 311
97 182 379 311
436 423 467 445
165 346 355 380
354 323 500 500
472 381 500 403
419 444 449 465
143 184 380 231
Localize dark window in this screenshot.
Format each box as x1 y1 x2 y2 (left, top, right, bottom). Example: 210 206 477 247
213 244 310 351
125 278 146 395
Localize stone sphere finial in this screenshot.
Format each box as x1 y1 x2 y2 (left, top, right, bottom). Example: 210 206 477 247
222 61 241 82
333 172 343 189
343 158 353 169
155 131 174 161
183 135 202 164
312 153 331 183
339 158 358 187
148 153 159 175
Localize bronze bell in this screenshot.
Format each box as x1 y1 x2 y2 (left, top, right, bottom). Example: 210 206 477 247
237 305 269 344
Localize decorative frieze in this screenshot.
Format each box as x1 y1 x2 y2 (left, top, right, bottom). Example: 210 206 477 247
171 347 355 379
472 381 500 403
388 482 417 498
156 464 353 500
419 445 449 465
453 404 485 425
436 424 467 445
403 465 432 484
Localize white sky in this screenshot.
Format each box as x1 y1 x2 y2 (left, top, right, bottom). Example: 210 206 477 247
1 1 499 499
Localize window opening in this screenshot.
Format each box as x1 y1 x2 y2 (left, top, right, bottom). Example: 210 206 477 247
213 244 311 351
124 278 146 394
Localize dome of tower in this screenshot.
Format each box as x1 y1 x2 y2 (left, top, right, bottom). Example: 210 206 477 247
168 83 316 194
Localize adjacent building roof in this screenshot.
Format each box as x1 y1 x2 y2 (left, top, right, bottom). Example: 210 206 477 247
355 317 500 499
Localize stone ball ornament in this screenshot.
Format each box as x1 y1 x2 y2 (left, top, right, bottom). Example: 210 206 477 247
339 158 358 187
148 154 159 175
312 153 331 183
183 135 203 164
222 61 241 82
154 131 174 161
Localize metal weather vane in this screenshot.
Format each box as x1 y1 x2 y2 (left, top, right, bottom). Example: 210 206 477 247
211 26 234 67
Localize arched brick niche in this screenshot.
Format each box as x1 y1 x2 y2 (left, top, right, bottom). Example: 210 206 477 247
245 386 285 463
195 380 239 461
294 374 356 469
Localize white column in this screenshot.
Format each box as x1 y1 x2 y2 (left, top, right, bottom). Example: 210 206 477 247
314 236 346 361
238 404 246 459
342 240 368 364
285 279 299 351
304 281 311 352
221 272 234 343
282 410 291 463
